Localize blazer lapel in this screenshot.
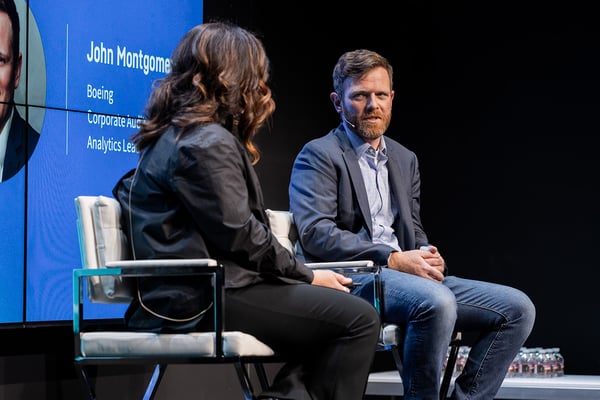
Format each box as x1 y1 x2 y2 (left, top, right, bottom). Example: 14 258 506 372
334 128 373 237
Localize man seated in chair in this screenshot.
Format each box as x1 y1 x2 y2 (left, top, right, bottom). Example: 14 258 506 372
288 48 536 400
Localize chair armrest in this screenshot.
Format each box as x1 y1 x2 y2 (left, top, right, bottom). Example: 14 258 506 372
105 258 218 268
73 259 223 335
104 258 219 277
305 260 379 274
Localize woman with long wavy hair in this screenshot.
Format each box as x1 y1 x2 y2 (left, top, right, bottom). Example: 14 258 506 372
113 21 380 400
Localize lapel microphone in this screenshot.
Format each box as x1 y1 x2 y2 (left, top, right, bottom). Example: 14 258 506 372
343 116 356 129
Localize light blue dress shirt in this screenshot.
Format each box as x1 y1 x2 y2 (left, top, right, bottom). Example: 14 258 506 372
345 130 401 251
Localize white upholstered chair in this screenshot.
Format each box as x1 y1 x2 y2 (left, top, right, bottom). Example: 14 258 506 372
73 195 281 400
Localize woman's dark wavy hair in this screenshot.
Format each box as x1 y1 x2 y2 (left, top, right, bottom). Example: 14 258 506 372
130 21 275 164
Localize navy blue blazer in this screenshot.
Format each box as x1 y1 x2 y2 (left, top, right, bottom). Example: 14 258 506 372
2 108 40 181
289 124 430 266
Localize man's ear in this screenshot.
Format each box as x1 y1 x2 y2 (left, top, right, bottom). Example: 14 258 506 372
330 92 342 113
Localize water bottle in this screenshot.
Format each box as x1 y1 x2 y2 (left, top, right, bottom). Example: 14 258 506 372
552 347 565 377
531 347 547 377
539 348 554 377
453 346 470 378
519 348 534 377
507 349 522 377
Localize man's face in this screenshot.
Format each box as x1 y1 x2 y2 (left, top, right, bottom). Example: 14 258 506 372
338 66 394 143
0 11 21 130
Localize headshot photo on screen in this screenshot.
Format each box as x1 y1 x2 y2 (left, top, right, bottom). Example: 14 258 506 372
0 0 45 183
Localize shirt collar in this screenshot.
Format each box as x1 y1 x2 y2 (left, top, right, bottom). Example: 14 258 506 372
344 127 387 159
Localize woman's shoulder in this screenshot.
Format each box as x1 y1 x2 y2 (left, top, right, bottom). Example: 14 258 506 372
178 123 238 149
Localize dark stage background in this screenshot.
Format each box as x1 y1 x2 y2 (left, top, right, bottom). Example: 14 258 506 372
206 0 600 375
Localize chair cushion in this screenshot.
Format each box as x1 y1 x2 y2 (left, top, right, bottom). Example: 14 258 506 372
265 209 297 254
80 331 276 357
222 332 276 357
92 195 133 299
75 195 133 303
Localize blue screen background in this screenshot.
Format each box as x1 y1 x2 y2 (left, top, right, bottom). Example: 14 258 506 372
0 0 203 324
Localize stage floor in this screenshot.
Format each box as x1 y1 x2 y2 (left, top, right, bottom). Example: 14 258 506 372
366 372 600 399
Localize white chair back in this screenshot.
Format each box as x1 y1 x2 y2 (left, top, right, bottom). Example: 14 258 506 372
74 195 134 303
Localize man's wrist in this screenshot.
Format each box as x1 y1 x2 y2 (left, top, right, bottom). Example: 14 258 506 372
387 250 398 266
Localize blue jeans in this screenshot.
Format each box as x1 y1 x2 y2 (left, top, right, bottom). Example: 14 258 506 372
351 269 536 400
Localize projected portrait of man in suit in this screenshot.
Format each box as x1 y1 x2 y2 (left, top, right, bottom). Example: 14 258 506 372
0 0 40 182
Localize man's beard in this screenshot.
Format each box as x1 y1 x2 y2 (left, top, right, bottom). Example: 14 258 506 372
354 112 391 141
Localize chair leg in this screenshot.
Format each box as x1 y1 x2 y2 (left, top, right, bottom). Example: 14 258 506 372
440 337 461 400
76 365 98 400
142 364 167 400
388 335 462 399
390 345 404 377
253 362 271 392
234 362 258 400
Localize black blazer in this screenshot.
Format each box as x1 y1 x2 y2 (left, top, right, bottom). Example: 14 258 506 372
113 123 313 331
2 108 40 181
